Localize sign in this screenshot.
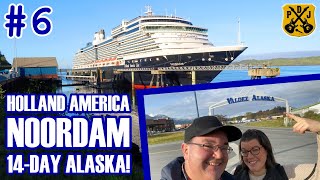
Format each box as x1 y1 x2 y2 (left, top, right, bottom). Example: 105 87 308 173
227 95 275 104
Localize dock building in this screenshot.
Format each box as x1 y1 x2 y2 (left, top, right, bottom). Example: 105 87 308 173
12 57 58 79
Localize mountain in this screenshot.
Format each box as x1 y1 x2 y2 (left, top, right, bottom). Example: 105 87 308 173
153 114 170 119
145 114 193 123
145 114 170 120
233 56 320 66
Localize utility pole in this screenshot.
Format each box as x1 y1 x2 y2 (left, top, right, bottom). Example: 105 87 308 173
194 91 199 117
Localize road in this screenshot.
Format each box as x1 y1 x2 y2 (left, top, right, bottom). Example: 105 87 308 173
148 127 318 180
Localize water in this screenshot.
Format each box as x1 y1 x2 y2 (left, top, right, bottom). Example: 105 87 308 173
56 74 118 95
212 65 320 83
56 78 137 108
57 66 320 94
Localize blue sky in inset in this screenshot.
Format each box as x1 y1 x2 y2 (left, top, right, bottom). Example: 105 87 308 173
144 80 320 119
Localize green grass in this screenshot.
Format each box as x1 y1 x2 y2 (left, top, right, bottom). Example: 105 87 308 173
245 119 293 128
148 132 184 145
245 118 320 128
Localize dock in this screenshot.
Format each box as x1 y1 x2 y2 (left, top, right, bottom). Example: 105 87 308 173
60 64 281 90
248 67 280 79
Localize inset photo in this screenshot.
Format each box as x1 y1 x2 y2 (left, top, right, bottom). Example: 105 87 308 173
137 74 320 180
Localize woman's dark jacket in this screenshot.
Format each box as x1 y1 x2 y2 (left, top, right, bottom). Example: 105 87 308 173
233 163 288 180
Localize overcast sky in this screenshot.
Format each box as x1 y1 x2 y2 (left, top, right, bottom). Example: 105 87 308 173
144 80 320 120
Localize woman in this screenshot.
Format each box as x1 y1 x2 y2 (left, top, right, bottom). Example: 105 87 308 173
234 113 320 180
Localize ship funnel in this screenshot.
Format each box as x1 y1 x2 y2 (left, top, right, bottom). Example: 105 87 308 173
93 29 105 45
100 29 105 40
145 5 153 16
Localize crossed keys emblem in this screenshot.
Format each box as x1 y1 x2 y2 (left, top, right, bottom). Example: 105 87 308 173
282 4 316 37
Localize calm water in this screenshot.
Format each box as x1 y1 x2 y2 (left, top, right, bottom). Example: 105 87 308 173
57 65 320 93
212 65 320 82
56 79 117 95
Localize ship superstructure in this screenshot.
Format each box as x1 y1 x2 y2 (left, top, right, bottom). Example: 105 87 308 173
73 6 247 86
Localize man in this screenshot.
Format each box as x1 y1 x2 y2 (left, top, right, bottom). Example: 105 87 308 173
161 116 242 180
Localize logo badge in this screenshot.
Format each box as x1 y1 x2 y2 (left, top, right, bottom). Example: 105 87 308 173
282 4 316 37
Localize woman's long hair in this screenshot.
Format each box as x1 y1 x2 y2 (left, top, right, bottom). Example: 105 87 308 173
239 129 277 169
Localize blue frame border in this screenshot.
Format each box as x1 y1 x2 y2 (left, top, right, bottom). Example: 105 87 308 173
136 73 320 180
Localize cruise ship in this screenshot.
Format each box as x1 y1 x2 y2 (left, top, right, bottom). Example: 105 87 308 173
73 6 247 87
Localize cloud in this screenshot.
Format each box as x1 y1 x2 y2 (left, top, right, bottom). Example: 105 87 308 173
144 80 320 119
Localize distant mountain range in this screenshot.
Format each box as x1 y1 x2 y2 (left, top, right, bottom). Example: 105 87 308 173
237 50 320 61
145 114 170 120
146 114 193 124
233 56 320 66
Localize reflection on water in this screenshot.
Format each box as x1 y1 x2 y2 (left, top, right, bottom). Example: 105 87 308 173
56 79 137 109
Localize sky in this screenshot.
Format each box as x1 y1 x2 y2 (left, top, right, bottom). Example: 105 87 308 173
144 80 320 120
1 0 320 68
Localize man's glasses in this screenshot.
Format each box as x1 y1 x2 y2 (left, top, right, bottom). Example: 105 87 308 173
240 146 262 157
187 142 233 154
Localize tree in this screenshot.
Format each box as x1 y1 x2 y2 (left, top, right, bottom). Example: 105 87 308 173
303 110 320 120
215 114 229 125
245 112 255 119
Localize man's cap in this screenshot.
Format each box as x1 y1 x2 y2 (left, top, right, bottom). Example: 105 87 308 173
184 116 242 142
